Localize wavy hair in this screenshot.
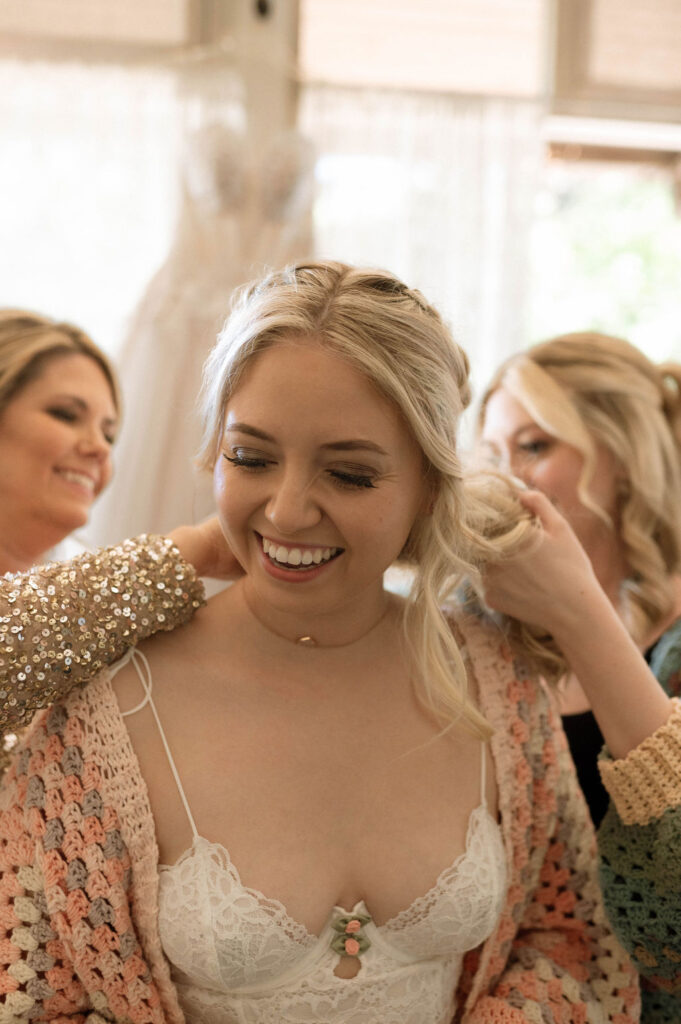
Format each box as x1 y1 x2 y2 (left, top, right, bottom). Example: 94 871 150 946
479 331 681 644
199 260 561 737
0 310 120 416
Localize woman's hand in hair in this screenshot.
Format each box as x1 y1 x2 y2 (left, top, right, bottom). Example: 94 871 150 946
483 490 673 758
481 490 599 637
168 518 243 580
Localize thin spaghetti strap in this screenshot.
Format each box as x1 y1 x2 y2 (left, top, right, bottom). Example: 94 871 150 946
120 650 199 840
480 741 488 809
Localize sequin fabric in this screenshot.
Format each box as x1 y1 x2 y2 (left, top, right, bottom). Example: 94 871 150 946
0 534 204 735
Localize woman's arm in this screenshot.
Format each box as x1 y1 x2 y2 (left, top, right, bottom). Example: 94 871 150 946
0 534 205 732
481 490 674 760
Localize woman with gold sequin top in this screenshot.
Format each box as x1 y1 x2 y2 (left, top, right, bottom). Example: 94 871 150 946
0 313 221 731
0 263 637 1022
0 311 156 727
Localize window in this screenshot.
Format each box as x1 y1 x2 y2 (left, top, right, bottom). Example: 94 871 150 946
530 153 681 360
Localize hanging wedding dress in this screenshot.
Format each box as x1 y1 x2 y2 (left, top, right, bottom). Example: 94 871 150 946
90 121 313 544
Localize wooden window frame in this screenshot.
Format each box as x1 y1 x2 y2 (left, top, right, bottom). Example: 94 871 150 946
554 0 681 122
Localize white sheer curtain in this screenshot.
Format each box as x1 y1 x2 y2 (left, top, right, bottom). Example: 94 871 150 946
0 59 182 355
299 86 544 398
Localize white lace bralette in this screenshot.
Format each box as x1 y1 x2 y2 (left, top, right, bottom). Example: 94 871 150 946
117 650 507 1024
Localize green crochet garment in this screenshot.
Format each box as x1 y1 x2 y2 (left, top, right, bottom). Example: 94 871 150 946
598 617 681 1024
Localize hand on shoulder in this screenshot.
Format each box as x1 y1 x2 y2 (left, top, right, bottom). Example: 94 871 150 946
168 518 244 580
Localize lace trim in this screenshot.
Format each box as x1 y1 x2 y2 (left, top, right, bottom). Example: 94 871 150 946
161 802 503 948
161 837 317 948
381 803 498 932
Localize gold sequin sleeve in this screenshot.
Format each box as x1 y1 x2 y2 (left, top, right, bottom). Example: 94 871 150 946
0 534 205 732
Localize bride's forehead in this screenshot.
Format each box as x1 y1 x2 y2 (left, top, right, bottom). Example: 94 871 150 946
233 340 383 402
226 346 416 444
242 337 353 373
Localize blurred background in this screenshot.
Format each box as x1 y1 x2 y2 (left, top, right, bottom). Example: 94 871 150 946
1 0 679 542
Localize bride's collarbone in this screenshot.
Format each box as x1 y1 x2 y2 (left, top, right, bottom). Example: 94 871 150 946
142 631 414 714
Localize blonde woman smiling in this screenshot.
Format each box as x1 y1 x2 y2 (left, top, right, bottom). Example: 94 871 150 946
0 310 119 573
0 270 636 1022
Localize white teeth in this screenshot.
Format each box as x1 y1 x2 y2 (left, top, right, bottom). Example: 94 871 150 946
58 470 95 492
261 537 339 568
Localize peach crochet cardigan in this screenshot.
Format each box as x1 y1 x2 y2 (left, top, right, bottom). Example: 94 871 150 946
0 611 639 1023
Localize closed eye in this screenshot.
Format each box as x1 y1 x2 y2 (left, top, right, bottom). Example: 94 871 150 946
328 469 377 490
518 439 551 456
48 407 77 424
223 453 272 470
48 406 116 445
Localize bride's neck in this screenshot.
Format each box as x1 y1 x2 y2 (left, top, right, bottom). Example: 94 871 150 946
239 581 398 651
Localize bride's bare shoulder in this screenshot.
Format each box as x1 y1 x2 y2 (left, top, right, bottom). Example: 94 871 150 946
110 583 245 712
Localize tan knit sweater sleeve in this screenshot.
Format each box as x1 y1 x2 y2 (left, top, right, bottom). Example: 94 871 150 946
599 697 681 826
0 534 205 733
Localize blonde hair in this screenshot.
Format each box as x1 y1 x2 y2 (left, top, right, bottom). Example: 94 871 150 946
0 310 120 416
479 331 681 643
199 260 558 738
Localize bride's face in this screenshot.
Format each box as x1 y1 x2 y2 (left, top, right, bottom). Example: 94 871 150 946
213 337 429 625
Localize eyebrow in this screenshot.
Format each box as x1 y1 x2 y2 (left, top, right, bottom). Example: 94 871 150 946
52 394 118 429
225 422 389 457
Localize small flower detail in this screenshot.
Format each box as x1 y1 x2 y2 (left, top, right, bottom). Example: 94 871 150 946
330 911 372 957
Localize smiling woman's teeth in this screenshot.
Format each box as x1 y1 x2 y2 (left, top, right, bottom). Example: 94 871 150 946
58 470 95 493
261 537 339 568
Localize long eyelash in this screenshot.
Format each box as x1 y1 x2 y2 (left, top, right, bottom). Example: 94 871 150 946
223 455 375 488
223 454 269 469
330 470 377 490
